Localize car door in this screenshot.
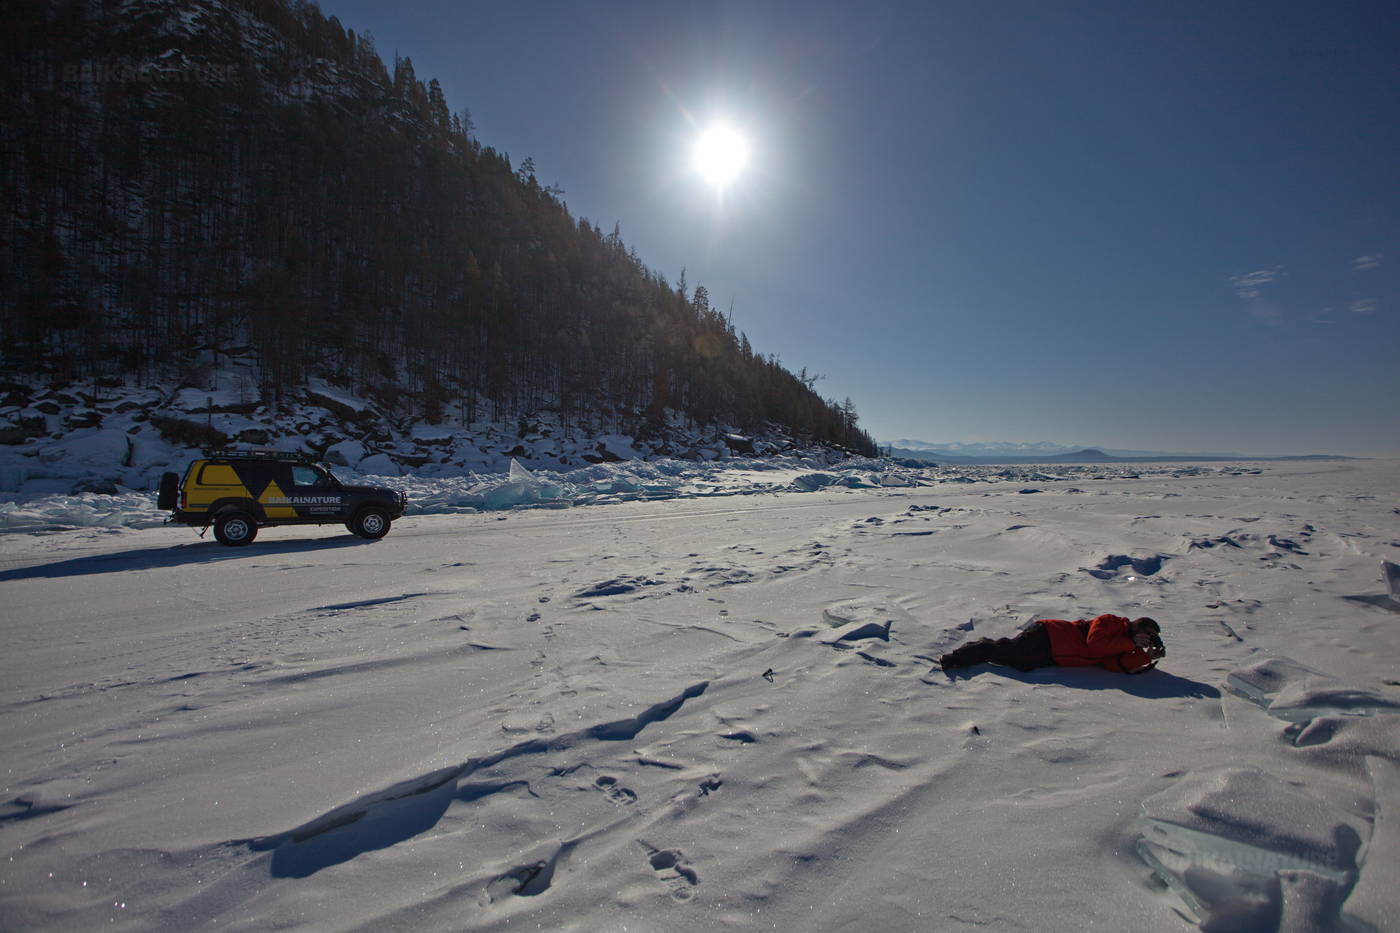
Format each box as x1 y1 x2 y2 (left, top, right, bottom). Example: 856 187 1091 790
251 462 299 520
288 464 347 518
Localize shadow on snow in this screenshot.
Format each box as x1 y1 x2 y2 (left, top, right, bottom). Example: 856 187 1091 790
947 665 1221 700
0 536 371 581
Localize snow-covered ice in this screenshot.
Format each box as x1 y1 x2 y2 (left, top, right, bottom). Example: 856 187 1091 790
1225 656 1400 722
2 459 1398 931
1137 768 1365 925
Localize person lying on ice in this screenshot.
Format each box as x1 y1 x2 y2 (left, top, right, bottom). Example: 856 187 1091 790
939 615 1164 674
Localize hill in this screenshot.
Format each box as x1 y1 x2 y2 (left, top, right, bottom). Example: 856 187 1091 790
0 0 874 457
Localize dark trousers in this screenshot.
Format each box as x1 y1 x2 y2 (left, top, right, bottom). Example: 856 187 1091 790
943 625 1054 672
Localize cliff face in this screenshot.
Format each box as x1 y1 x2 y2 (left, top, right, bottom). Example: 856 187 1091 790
2 0 875 456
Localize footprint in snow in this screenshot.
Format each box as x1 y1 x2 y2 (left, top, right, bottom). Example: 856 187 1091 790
594 775 637 805
638 841 699 901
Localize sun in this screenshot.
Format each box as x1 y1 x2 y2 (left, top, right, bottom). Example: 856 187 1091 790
693 124 749 188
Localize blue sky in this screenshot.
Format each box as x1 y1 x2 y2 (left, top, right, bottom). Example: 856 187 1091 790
319 0 1398 455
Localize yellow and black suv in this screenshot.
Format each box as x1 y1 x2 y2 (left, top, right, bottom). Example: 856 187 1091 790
159 449 407 546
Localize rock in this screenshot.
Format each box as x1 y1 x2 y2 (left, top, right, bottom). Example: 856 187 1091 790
64 411 104 430
356 453 401 476
595 435 639 461
324 439 368 469
305 387 367 421
237 428 271 445
70 478 120 495
724 434 755 455
0 417 46 445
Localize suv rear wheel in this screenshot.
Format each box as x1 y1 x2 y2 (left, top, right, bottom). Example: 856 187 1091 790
214 511 258 546
350 506 390 540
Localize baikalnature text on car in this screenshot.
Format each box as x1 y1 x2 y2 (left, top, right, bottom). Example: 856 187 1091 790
159 449 407 546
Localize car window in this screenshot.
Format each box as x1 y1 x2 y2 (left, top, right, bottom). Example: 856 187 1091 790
291 465 334 488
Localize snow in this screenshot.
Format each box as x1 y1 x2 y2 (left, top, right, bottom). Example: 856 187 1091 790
1225 657 1400 722
354 452 402 477
168 386 249 412
1343 757 1400 931
2 444 1230 532
1 459 1398 931
305 379 374 415
323 439 369 470
594 433 641 460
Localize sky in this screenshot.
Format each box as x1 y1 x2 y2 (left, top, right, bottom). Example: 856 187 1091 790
317 0 1398 456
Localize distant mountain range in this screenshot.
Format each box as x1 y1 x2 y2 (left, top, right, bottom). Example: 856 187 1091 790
884 440 1349 464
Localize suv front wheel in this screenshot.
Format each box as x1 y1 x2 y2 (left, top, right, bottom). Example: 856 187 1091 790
350 507 391 540
214 511 258 546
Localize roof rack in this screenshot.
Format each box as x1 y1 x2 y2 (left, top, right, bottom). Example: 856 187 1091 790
203 448 314 462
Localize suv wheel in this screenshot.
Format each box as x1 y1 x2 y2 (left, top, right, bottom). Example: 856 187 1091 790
214 511 258 546
351 507 391 540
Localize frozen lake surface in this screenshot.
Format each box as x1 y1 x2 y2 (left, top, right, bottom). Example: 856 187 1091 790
2 459 1398 931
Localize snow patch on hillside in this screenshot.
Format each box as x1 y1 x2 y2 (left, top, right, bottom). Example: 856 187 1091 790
0 374 1239 532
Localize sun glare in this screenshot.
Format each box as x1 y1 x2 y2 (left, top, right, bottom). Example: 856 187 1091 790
693 124 749 188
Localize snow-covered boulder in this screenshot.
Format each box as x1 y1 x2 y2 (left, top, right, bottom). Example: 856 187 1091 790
356 453 401 476
324 439 369 469
411 424 454 447
305 381 374 421
723 434 755 455
605 435 641 458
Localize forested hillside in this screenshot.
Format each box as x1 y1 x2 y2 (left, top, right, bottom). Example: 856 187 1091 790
1 0 875 455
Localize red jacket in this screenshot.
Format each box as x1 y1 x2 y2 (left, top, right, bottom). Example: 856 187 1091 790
1036 614 1155 673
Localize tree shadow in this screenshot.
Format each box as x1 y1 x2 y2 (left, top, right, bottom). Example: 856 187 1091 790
0 536 370 581
947 664 1221 700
